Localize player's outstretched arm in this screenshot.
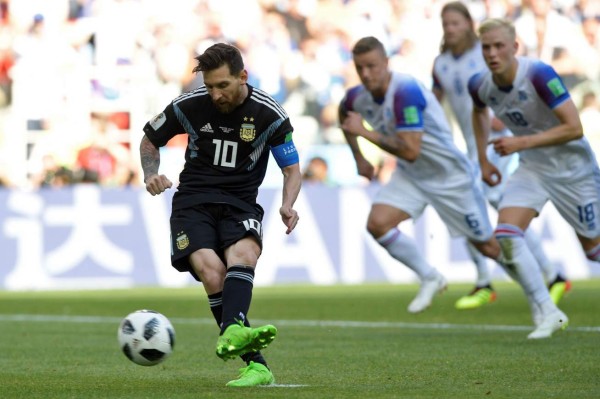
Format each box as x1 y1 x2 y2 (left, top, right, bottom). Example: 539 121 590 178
280 163 301 235
140 134 172 196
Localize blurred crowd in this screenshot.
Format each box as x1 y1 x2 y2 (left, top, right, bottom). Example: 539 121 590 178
0 0 599 189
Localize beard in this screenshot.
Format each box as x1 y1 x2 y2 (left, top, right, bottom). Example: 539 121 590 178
211 86 246 114
213 101 235 114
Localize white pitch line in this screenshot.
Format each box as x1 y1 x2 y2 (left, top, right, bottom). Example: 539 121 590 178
263 384 309 388
0 313 599 333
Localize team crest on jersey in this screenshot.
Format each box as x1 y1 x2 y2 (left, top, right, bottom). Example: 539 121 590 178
240 116 256 142
176 232 189 250
518 90 528 101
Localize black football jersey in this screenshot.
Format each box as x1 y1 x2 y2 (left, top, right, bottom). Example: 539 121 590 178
144 84 294 212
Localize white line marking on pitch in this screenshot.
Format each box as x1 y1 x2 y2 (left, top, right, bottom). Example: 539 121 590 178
263 384 309 388
0 314 599 333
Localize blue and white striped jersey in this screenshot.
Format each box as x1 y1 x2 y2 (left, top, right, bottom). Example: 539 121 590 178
433 42 510 163
468 56 598 181
341 72 476 191
433 43 484 160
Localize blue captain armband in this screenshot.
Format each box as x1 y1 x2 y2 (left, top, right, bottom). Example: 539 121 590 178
271 139 299 168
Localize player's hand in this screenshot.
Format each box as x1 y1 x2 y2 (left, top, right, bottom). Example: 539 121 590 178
280 206 299 235
144 174 173 196
481 161 502 187
490 137 521 156
341 111 365 137
356 157 376 181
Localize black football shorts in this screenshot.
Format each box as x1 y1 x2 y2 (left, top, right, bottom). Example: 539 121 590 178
170 203 264 281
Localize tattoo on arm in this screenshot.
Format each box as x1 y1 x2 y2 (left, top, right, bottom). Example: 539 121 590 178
140 136 160 181
377 133 404 156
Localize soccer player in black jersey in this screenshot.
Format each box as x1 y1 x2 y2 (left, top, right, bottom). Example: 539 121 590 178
140 43 301 387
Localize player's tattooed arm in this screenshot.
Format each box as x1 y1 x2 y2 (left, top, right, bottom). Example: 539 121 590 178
140 135 172 195
376 131 422 162
376 134 405 157
140 135 160 182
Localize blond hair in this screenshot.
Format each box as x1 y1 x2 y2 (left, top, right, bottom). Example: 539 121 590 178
478 18 516 41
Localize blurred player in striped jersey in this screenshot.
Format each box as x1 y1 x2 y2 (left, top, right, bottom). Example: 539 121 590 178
339 36 516 318
432 1 570 310
469 18 599 338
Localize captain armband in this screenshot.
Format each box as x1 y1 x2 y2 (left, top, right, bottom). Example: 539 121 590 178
271 139 299 168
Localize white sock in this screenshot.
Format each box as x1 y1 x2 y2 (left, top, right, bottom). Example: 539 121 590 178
466 241 492 287
495 224 556 314
524 229 556 283
376 228 436 280
539 297 559 316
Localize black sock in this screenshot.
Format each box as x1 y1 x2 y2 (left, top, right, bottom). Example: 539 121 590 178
241 351 268 368
208 291 253 329
209 269 267 367
207 291 223 328
221 266 254 332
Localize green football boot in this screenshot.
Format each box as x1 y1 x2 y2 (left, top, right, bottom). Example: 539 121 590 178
548 277 572 305
216 321 277 360
455 286 497 310
226 361 275 387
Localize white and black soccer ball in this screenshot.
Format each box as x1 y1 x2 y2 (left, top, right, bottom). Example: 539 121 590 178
117 310 175 366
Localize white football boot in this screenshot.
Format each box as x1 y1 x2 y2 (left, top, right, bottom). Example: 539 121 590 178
408 272 447 313
527 309 569 339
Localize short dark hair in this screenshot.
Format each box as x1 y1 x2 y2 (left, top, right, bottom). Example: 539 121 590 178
352 36 386 57
192 43 244 75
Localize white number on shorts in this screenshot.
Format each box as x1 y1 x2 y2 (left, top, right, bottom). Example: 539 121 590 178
242 218 263 238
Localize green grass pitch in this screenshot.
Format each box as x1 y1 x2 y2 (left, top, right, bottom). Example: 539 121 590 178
0 280 599 398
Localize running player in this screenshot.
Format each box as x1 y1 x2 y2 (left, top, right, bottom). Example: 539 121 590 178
432 1 570 310
469 18 595 338
340 36 510 317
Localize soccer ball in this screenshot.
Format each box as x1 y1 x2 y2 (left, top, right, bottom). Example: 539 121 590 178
117 310 175 366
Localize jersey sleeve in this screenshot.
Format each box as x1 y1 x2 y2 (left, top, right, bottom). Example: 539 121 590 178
143 103 186 147
467 72 487 109
393 78 426 131
527 60 571 109
340 86 364 114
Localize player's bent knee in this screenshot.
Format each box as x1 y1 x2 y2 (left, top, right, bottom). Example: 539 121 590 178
188 249 226 288
366 218 395 238
225 238 261 266
366 223 381 238
194 263 225 291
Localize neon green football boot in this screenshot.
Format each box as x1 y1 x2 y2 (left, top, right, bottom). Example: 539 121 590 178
226 361 275 387
216 321 277 360
455 286 497 310
548 277 572 305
